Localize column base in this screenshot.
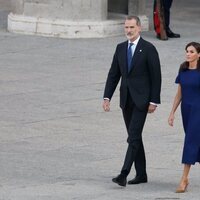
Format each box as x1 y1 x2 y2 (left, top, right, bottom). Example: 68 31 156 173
8 13 148 38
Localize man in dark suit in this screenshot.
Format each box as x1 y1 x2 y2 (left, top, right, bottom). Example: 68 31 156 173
102 16 161 187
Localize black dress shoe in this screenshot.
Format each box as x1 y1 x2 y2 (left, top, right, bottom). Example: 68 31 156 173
166 29 180 38
128 175 147 184
112 174 127 187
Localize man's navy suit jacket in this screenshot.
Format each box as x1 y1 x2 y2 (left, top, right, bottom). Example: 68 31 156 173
104 37 161 111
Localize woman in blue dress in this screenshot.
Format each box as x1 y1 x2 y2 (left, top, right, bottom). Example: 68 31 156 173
168 42 200 193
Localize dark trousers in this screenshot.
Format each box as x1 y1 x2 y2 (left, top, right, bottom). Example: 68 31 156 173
163 0 173 29
120 92 147 177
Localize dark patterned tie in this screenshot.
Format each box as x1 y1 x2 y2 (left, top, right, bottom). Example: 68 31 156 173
127 43 133 72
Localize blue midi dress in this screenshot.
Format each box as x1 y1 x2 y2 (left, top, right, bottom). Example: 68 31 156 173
175 69 200 164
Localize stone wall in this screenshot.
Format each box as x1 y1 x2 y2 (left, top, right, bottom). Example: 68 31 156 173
0 0 12 10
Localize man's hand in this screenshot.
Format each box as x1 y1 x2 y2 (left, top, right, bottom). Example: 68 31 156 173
102 99 110 112
148 104 157 113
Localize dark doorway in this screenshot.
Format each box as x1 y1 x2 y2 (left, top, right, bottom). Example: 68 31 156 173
108 0 128 14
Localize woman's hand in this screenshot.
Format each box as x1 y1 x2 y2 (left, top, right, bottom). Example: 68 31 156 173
168 113 175 126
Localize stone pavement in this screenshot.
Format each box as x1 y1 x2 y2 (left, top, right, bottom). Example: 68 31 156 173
0 0 199 200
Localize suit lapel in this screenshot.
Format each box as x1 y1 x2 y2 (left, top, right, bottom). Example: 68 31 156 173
129 38 144 73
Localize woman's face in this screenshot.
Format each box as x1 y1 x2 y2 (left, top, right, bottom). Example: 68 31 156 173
186 45 200 64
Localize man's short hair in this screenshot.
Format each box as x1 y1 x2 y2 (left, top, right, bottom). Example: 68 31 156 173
125 16 141 26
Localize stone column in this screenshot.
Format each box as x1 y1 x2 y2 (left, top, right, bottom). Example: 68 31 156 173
0 0 12 11
8 0 149 38
8 0 125 38
128 0 148 31
9 0 23 14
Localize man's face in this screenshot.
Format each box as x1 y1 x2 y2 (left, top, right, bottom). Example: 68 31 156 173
124 19 141 42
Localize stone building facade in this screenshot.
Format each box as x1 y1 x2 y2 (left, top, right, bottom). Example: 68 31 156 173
7 0 148 38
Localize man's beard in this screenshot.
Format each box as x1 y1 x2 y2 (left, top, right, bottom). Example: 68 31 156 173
126 33 133 39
